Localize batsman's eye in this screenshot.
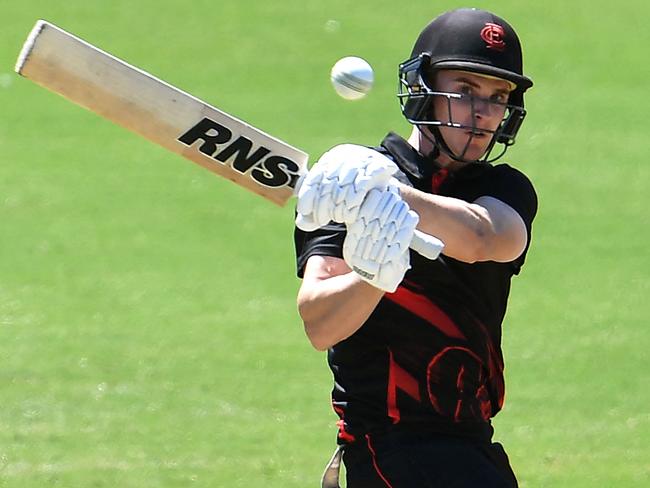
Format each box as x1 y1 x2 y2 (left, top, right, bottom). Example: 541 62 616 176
457 84 473 96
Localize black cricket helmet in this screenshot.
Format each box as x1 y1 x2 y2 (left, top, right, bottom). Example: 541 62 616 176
398 8 534 162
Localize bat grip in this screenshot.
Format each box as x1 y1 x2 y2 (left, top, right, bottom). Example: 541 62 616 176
410 230 445 260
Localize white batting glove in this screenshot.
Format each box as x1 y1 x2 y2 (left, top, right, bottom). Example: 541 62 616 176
295 144 400 232
343 188 418 293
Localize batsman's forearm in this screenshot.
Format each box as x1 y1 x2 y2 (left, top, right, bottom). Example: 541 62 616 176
298 273 384 351
399 185 494 263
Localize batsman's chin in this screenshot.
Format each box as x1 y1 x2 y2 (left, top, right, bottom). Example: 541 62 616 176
459 136 491 160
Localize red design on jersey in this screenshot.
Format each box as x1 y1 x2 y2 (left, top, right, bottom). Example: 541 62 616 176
387 349 421 424
480 22 506 51
333 404 356 443
366 434 397 488
385 286 466 340
473 319 506 410
431 168 449 194
426 346 492 422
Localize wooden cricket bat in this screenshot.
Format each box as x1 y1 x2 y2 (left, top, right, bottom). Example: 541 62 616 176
15 20 305 206
15 20 444 259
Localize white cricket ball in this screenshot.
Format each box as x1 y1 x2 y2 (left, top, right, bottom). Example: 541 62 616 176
330 56 374 100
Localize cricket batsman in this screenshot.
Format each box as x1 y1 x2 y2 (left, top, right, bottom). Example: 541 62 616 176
294 8 537 487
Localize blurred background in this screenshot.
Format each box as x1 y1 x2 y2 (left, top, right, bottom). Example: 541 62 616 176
1 0 648 486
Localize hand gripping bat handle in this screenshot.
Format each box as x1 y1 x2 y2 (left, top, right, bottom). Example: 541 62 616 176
293 174 445 261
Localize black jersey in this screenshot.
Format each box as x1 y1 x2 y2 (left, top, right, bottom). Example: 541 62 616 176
294 133 538 444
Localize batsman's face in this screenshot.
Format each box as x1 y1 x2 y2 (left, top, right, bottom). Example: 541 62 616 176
433 70 513 163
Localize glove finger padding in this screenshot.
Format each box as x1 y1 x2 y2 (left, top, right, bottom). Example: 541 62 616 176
312 179 338 227
296 144 401 232
365 219 382 243
376 192 402 227
396 210 419 247
332 183 360 223
369 237 389 262
355 189 384 223
336 163 360 189
343 232 380 280
343 188 417 292
295 173 321 218
376 252 411 293
294 212 319 233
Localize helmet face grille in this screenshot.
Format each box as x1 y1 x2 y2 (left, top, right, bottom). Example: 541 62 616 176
398 53 527 163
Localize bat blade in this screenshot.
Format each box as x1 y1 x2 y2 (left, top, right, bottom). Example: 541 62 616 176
15 20 308 206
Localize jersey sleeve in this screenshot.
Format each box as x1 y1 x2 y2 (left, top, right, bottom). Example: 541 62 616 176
294 220 346 278
477 165 537 273
483 164 538 235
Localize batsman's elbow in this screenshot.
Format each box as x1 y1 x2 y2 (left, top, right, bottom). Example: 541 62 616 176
303 322 332 351
297 302 331 351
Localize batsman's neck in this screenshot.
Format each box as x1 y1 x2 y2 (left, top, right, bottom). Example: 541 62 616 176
407 126 467 172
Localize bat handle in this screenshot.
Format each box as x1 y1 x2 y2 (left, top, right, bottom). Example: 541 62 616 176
410 230 444 260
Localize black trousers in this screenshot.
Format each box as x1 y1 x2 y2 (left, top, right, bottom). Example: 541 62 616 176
342 431 518 488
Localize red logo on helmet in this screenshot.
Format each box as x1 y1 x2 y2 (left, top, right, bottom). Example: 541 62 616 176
480 23 506 51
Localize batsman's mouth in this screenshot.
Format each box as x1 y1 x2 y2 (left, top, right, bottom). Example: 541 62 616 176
466 130 489 138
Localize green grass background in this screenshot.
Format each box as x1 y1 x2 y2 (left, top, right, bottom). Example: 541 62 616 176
1 0 648 486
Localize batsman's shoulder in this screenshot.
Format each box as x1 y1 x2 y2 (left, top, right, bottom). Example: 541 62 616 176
488 162 538 224
493 162 535 184
493 163 537 196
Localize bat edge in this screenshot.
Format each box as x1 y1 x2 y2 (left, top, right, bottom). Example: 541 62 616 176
15 19 50 75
